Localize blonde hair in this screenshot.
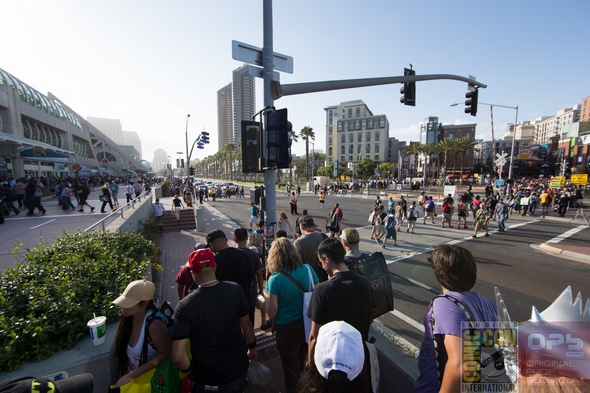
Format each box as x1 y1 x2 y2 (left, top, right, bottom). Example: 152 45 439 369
267 237 302 273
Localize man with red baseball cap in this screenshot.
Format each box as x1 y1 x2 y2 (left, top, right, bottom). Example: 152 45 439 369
171 249 259 392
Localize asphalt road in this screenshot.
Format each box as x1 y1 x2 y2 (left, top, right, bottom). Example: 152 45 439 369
207 189 590 353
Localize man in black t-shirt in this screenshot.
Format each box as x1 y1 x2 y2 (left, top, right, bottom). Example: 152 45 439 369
307 238 374 391
171 249 258 390
207 229 255 318
294 216 328 282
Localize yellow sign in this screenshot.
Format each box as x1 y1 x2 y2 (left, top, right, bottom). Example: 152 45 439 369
345 176 350 181
518 153 530 159
550 176 565 188
571 174 588 185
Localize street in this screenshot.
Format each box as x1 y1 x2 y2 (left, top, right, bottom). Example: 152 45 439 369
208 188 590 353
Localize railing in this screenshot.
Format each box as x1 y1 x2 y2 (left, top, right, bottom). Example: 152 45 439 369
84 189 153 232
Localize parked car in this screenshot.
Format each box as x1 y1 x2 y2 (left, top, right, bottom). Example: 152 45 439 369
222 182 237 195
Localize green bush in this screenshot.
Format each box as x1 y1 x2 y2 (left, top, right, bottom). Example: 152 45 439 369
161 180 171 197
0 230 158 372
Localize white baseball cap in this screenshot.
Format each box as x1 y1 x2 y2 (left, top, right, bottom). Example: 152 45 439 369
314 321 365 381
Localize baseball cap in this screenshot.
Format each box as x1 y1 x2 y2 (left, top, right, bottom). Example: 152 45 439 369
300 215 316 228
194 242 207 250
187 249 216 272
206 229 226 246
0 374 94 393
314 321 365 381
112 280 155 309
339 228 359 244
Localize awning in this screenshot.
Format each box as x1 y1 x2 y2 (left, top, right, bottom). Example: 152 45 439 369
462 174 469 179
0 132 74 155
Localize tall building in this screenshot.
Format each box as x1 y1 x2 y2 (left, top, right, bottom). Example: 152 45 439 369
122 131 142 159
324 99 389 165
152 148 168 174
419 116 442 144
532 105 580 144
580 96 590 123
87 117 123 144
216 64 255 151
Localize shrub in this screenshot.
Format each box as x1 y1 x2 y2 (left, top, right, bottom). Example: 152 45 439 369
161 180 171 197
0 230 158 372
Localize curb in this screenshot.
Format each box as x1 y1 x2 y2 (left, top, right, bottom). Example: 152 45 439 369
537 243 590 264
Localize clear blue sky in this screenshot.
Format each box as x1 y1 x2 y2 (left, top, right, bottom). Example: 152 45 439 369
2 0 588 163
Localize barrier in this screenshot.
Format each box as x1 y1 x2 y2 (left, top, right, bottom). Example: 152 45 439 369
347 190 353 197
362 189 370 199
337 189 343 197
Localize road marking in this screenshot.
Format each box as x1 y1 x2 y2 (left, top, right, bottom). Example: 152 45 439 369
546 225 588 244
390 309 425 333
30 219 55 229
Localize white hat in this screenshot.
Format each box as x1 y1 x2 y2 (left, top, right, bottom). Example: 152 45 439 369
314 321 365 381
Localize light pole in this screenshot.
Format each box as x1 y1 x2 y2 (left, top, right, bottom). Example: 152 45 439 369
450 102 518 179
185 114 191 177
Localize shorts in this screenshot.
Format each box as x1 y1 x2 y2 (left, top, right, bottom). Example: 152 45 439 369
458 211 467 217
385 228 397 240
174 206 182 211
249 216 258 225
442 213 452 221
475 222 488 231
425 211 434 218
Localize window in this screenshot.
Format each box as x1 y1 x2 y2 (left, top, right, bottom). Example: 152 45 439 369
338 122 342 132
329 137 332 146
349 156 353 161
329 147 332 156
329 126 333 135
341 134 345 144
358 132 363 142
368 119 373 129
366 132 371 142
329 110 333 125
375 155 380 160
375 131 380 141
357 145 362 153
349 145 354 154
344 122 348 131
349 133 354 143
341 146 345 154
366 144 371 153
380 118 385 128
374 144 379 153
362 119 366 129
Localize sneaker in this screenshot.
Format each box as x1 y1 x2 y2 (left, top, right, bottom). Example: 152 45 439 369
406 228 409 233
375 238 380 244
484 233 490 237
381 244 386 249
393 244 399 247
457 223 461 229
472 234 477 238
91 207 95 212
112 208 117 212
78 209 84 212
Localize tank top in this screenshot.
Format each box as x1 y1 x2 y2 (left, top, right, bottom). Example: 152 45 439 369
126 311 158 372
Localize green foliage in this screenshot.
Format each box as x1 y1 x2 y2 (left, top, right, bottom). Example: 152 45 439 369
161 180 171 197
355 157 377 180
0 230 157 371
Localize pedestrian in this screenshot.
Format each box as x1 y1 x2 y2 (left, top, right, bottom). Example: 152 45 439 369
198 187 204 204
133 181 142 201
278 210 293 235
557 192 570 217
248 202 259 229
293 209 308 239
456 197 469 229
76 181 95 213
233 228 267 328
473 203 490 238
14 178 26 208
24 179 46 216
407 201 419 233
318 191 325 208
266 237 319 392
297 185 301 196
100 183 115 213
60 183 76 211
440 198 452 228
171 249 259 392
382 208 398 248
176 243 207 301
422 196 436 224
369 205 379 240
374 205 387 244
110 181 119 206
327 204 342 238
414 245 498 392
529 192 539 215
151 198 166 232
294 215 329 283
290 191 298 215
171 195 184 222
112 280 171 389
307 237 374 393
493 198 509 232
125 182 134 203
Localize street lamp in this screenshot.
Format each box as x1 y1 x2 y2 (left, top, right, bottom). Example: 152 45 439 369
450 102 518 179
185 114 191 177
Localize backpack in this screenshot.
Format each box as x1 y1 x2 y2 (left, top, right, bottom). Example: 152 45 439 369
253 231 265 254
430 295 510 387
253 206 260 217
376 212 387 227
385 214 396 229
328 212 339 230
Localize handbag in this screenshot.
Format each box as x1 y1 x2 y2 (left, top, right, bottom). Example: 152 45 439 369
279 265 315 343
34 189 43 197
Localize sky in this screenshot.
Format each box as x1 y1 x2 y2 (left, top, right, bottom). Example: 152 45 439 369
1 0 589 167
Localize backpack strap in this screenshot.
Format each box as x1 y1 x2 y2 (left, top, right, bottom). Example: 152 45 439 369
278 270 306 292
140 311 171 365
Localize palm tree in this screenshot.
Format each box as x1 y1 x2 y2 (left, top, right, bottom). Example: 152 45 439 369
407 142 423 178
223 143 236 181
288 129 299 185
456 137 477 179
436 138 456 179
422 142 437 181
299 126 315 182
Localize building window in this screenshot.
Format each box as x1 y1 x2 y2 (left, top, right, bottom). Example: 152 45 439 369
349 155 353 161
341 134 345 144
329 137 332 146
344 122 348 131
362 119 366 129
329 126 333 135
356 107 360 118
375 131 380 141
449 133 454 139
355 120 361 130
366 132 371 142
380 118 385 128
341 146 345 154
349 133 354 143
358 132 362 142
368 119 373 129
338 122 342 132
357 145 361 154
366 144 371 153
328 147 332 156
375 144 379 153
329 110 333 125
348 108 352 118
349 145 354 154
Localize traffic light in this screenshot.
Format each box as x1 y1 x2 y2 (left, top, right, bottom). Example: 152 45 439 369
201 132 210 144
241 121 263 173
265 108 291 169
465 87 479 116
189 167 195 176
400 67 416 106
176 159 180 168
313 168 318 176
197 140 205 149
181 159 185 168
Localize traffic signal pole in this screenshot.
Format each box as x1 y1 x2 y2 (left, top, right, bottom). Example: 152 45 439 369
262 0 277 228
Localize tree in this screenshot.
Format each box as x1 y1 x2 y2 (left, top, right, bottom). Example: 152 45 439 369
422 142 437 181
288 129 299 185
436 138 456 179
456 137 477 179
407 142 423 178
299 126 315 182
355 157 377 180
379 162 392 179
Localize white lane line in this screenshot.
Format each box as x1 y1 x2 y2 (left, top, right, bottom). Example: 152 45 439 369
390 309 425 333
546 225 588 244
30 219 55 229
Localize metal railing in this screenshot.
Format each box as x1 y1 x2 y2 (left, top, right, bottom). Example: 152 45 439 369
84 189 153 232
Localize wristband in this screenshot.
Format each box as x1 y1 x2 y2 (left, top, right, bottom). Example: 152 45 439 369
248 339 257 349
179 359 192 373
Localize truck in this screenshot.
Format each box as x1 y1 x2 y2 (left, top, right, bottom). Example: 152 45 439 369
313 176 331 188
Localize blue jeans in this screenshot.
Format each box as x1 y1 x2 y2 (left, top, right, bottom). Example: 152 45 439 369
497 215 506 231
193 371 248 393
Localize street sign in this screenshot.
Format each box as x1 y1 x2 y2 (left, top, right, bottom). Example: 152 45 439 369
550 176 565 188
232 40 293 74
494 152 508 167
73 163 82 171
495 179 505 186
571 174 588 185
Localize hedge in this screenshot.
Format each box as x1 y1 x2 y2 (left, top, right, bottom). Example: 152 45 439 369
0 230 158 372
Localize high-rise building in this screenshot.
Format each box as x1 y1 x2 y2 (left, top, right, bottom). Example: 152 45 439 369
532 106 580 144
122 131 142 159
420 116 442 144
152 148 168 174
217 64 255 151
324 100 389 165
87 117 123 144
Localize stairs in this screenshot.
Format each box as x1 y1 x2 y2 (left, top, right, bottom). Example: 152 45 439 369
162 208 196 232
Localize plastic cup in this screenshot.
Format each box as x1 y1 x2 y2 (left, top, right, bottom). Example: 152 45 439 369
87 316 107 346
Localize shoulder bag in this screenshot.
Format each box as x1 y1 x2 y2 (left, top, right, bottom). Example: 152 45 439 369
279 265 315 343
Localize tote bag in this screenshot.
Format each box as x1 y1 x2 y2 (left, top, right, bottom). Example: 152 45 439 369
302 265 315 343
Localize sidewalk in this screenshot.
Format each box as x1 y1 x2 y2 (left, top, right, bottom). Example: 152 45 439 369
157 200 286 393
